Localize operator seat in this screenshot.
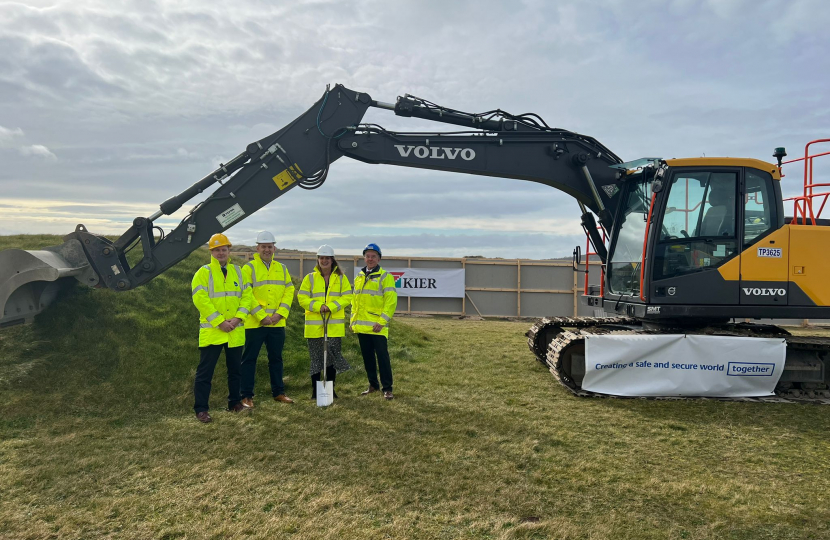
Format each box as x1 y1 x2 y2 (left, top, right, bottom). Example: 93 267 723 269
699 183 735 237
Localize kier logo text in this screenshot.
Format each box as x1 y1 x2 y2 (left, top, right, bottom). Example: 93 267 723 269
394 145 476 161
391 272 438 290
742 287 786 296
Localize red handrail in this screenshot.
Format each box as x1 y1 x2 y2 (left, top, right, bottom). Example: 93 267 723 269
781 139 830 225
639 192 657 301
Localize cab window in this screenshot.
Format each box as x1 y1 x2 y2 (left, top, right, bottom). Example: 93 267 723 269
607 177 651 295
653 170 738 281
744 170 776 247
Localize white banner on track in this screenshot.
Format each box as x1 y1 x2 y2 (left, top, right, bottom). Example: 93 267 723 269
354 268 465 298
582 334 786 397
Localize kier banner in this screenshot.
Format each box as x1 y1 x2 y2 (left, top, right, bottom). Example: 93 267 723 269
581 334 786 397
355 268 465 298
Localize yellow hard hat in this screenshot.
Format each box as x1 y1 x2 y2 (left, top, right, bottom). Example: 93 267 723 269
208 233 231 249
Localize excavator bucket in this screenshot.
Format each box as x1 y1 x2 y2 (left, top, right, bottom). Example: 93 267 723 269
0 238 99 328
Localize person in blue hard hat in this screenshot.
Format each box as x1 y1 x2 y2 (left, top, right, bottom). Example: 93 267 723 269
350 243 398 400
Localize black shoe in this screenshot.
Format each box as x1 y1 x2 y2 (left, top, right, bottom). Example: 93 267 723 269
227 402 246 413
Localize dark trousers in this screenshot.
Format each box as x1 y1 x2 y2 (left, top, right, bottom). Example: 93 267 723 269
358 333 393 392
194 344 242 413
241 327 286 398
311 366 337 398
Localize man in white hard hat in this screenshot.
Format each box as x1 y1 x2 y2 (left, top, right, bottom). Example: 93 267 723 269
239 231 296 407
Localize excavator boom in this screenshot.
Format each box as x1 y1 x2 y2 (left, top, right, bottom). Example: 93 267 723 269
1 84 619 327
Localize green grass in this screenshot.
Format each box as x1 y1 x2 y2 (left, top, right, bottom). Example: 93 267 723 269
1 235 830 539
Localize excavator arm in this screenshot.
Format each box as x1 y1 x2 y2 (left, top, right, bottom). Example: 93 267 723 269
1 84 622 327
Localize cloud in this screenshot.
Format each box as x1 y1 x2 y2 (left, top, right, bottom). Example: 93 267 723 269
0 124 56 160
1 0 829 261
0 125 24 145
19 144 57 160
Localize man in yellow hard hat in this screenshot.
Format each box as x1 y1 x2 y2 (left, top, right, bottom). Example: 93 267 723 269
239 231 296 408
190 233 253 423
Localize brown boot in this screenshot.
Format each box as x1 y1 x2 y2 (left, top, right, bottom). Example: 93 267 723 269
241 397 254 409
360 386 378 396
196 411 212 423
274 394 294 404
383 391 394 401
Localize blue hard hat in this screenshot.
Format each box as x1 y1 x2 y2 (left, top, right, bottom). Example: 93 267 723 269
362 243 382 258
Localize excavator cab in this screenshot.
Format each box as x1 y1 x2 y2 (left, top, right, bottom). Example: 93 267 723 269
533 143 830 399
597 157 815 321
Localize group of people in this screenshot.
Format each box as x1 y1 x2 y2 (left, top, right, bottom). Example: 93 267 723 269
190 231 398 423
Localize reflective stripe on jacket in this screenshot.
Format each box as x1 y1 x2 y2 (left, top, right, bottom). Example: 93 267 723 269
350 265 397 337
191 256 252 347
297 267 353 338
242 254 294 329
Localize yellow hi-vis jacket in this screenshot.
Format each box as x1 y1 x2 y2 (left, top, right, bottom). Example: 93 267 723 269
191 256 253 347
242 254 294 329
351 266 397 338
297 267 353 338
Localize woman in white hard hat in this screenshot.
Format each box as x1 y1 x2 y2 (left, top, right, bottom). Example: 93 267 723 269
297 245 353 398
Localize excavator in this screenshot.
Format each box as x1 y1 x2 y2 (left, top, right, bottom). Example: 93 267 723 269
2 84 829 402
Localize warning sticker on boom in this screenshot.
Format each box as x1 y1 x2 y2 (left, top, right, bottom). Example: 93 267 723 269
272 164 302 190
216 203 245 228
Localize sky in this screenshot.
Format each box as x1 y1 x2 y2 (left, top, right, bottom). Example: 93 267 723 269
1 0 829 258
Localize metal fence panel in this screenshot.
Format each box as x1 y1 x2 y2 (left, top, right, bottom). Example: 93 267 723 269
231 251 598 319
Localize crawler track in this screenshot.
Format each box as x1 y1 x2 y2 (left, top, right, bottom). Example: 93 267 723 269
526 317 830 404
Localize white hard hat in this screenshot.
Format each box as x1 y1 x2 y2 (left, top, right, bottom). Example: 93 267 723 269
316 244 335 257
256 231 276 244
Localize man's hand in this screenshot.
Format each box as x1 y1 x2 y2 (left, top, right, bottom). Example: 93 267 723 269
219 321 234 333
229 317 243 328
261 315 273 326
320 305 331 314
272 314 283 324
372 323 383 333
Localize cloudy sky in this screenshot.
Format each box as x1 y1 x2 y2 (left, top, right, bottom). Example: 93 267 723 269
1 0 828 258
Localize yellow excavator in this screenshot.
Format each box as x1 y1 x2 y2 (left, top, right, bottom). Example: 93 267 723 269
1 84 828 401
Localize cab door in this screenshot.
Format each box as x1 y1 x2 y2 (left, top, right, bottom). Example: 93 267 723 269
650 168 741 305
738 168 788 305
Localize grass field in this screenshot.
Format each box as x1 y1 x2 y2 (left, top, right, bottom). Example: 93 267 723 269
1 235 830 539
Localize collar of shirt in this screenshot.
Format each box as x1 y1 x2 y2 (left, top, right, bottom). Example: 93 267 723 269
362 265 380 275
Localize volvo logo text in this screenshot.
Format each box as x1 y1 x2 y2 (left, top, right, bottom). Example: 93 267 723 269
742 287 786 296
394 145 476 160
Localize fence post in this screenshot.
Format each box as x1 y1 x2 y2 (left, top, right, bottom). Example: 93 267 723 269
462 258 466 316
517 259 521 317
407 258 412 314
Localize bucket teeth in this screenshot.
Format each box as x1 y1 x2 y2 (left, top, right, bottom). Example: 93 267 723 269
0 239 97 328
